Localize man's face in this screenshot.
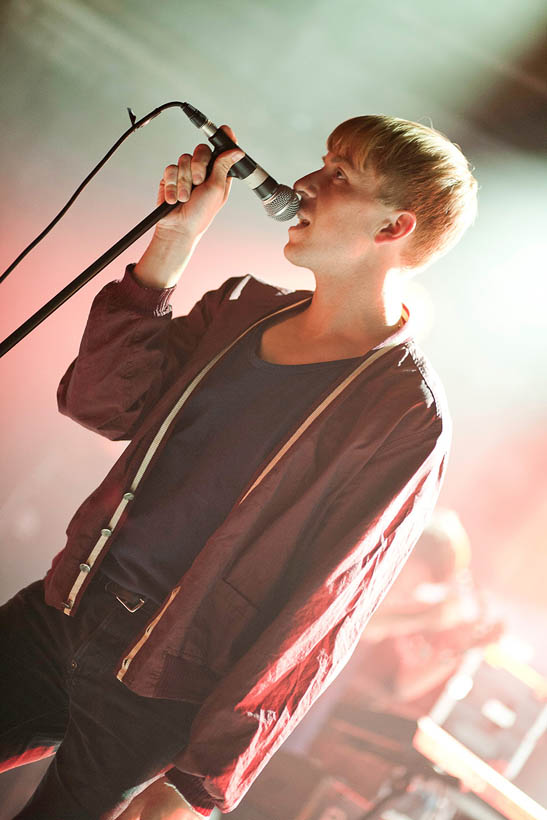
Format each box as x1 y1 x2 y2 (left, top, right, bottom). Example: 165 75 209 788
284 150 391 273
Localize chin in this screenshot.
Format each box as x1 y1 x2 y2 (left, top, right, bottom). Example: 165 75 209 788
283 240 312 269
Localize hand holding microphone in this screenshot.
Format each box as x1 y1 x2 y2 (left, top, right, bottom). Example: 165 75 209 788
156 124 246 239
157 104 301 238
136 125 245 288
136 107 300 289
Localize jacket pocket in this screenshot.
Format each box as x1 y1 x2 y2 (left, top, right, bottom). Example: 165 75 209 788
178 578 262 679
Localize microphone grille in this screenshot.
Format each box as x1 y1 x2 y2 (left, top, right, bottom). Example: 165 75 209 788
263 186 301 222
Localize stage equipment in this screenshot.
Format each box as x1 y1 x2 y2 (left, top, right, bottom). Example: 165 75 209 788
264 641 547 820
422 642 547 809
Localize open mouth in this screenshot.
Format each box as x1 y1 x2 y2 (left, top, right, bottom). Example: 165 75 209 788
290 215 311 230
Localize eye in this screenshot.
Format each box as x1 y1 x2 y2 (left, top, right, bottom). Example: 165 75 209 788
334 168 346 180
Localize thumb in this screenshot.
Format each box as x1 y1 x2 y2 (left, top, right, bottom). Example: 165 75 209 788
210 148 245 191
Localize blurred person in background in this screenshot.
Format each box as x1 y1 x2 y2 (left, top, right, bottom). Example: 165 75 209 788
299 508 503 802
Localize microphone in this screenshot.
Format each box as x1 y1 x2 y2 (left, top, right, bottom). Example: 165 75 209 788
181 103 300 222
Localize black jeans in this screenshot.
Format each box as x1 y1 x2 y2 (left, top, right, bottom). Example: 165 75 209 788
0 576 199 820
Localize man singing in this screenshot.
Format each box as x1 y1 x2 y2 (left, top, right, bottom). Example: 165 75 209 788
0 116 477 819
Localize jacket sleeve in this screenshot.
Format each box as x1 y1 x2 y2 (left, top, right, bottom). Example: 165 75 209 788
57 266 240 441
170 414 450 813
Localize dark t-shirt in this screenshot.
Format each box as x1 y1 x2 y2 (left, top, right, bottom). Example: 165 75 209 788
101 322 361 603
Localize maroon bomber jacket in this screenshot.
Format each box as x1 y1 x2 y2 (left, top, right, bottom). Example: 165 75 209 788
47 267 450 814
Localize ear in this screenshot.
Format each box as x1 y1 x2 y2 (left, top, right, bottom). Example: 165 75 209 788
375 211 416 245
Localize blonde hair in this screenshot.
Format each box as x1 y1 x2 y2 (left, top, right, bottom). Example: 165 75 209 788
327 115 478 269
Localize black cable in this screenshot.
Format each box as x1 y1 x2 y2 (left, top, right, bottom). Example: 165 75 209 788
0 101 187 285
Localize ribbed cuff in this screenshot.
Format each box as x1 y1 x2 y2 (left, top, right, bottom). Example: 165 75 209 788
116 264 175 317
164 769 216 816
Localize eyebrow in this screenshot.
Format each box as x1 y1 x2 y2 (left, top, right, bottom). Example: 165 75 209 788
322 153 355 170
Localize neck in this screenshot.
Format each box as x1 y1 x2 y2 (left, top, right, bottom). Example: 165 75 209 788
297 266 404 346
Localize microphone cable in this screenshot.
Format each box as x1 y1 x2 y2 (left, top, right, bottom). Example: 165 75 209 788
1 100 299 285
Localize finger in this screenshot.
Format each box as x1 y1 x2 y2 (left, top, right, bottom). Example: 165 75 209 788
163 164 179 205
191 143 212 185
156 178 165 207
210 148 245 196
223 175 234 205
219 124 237 145
216 126 240 205
176 153 192 202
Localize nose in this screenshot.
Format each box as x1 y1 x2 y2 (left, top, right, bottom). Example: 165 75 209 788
294 167 321 198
